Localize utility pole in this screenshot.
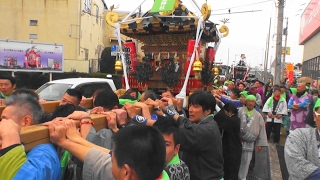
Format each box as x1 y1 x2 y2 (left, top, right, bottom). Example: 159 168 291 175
281 17 289 79
264 17 272 83
274 0 285 85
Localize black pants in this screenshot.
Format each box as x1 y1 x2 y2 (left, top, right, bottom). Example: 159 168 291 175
266 122 281 143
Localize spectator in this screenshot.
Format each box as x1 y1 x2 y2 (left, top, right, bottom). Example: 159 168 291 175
140 90 157 102
262 87 288 144
280 85 290 103
284 98 320 179
161 90 175 98
288 83 311 131
0 75 16 99
238 82 246 92
124 88 140 100
12 88 39 101
93 89 119 111
59 89 82 106
2 94 42 126
305 89 319 128
0 94 61 179
41 89 86 123
153 116 190 180
164 91 224 179
160 90 186 117
263 85 272 105
226 81 235 96
249 86 262 110
45 120 166 180
214 102 242 180
215 88 243 108
238 95 268 180
255 80 265 102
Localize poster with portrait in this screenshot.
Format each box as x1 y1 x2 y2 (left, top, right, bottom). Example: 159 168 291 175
0 40 64 72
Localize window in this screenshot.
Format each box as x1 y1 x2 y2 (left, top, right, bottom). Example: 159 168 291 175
96 6 99 24
78 83 113 98
85 49 89 60
36 83 73 101
30 20 38 26
84 0 91 14
29 34 38 39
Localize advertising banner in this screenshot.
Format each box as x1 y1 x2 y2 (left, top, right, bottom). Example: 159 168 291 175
299 0 320 44
0 40 64 72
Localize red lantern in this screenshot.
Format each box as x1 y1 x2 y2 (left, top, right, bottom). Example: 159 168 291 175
206 46 216 64
185 39 201 75
124 40 138 74
287 71 294 84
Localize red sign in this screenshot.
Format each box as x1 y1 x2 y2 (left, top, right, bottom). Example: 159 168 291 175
299 0 320 45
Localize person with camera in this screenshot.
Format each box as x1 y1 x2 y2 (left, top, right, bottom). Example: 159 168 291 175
262 87 288 144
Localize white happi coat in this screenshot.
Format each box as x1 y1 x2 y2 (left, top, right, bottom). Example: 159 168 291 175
262 96 288 123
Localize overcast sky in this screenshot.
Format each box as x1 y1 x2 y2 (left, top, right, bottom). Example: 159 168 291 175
105 0 310 68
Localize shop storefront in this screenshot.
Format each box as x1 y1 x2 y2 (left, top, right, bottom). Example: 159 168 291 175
300 0 320 79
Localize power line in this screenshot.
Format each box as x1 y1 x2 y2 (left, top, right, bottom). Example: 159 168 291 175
212 0 273 12
211 10 262 15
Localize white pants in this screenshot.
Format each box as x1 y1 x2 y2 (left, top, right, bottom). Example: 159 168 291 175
238 151 253 180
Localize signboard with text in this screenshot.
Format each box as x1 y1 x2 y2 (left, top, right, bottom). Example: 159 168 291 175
0 40 64 72
299 0 320 44
151 0 175 13
111 45 118 56
281 47 290 55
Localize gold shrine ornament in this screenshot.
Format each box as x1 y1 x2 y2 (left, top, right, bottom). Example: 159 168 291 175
115 60 123 71
219 25 229 37
159 10 174 16
106 12 119 27
212 67 219 75
201 3 211 21
193 59 202 72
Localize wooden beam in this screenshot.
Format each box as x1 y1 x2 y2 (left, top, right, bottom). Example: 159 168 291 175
0 106 4 116
21 106 154 151
83 98 93 109
3 96 178 151
41 101 60 113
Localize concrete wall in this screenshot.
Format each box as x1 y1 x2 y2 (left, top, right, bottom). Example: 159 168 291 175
302 30 320 62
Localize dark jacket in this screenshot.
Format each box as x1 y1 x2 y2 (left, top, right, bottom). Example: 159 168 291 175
178 116 224 180
263 91 273 105
305 96 317 128
214 110 242 180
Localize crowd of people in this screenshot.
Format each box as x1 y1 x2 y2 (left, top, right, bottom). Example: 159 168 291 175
0 74 320 179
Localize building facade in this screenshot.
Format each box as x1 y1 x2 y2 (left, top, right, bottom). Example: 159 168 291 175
0 0 108 73
300 0 320 79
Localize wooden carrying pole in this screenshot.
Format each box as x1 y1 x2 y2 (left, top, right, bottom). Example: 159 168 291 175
0 98 160 151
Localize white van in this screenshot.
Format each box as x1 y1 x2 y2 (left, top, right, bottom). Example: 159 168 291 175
36 78 116 101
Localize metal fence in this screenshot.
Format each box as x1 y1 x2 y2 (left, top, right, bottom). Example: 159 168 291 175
302 56 320 79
